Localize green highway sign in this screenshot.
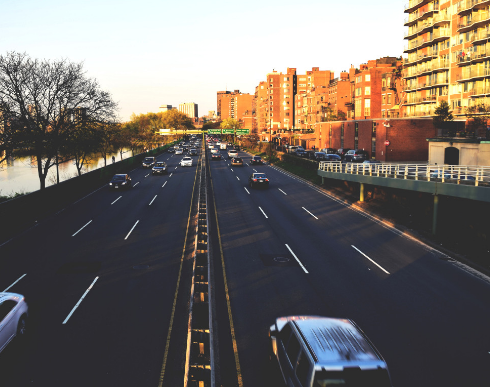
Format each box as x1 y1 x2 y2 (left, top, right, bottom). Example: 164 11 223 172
207 129 221 134
222 129 234 134
236 129 250 134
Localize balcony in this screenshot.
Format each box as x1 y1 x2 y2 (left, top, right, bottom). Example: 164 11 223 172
404 4 441 27
457 12 490 33
457 67 490 82
472 29 490 44
457 0 490 15
469 87 490 96
404 0 432 14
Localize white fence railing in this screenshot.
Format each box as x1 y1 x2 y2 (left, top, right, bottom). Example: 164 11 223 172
318 162 490 186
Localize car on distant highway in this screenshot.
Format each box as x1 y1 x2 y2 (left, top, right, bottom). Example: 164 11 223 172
228 149 238 159
152 161 168 175
109 174 132 190
175 148 183 155
142 156 156 168
231 157 243 167
180 156 193 167
167 146 175 153
189 148 198 156
211 153 222 160
249 172 269 188
210 147 219 154
208 143 215 149
251 155 263 165
0 292 28 355
269 316 392 387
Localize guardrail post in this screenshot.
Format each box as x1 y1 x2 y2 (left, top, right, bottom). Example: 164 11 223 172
360 183 365 202
432 194 439 235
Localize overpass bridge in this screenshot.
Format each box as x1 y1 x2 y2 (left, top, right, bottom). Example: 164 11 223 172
317 161 490 234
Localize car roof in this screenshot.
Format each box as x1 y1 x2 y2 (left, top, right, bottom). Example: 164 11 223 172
113 174 127 177
280 316 385 369
0 292 23 302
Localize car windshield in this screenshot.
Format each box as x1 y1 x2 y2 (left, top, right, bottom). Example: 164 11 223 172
112 175 125 181
144 158 153 162
155 162 165 167
254 174 266 178
183 157 191 160
254 156 261 160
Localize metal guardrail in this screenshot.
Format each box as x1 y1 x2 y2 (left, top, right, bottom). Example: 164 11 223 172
319 161 490 186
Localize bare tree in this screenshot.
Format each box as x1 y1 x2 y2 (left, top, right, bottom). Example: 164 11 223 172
0 52 117 189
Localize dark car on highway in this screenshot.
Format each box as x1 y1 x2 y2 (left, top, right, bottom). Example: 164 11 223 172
211 153 221 160
314 152 327 161
249 172 269 188
251 156 263 165
189 148 198 156
152 161 168 175
231 157 244 166
142 157 156 168
109 174 132 190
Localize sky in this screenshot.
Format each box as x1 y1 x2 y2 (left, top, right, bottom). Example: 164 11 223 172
2 0 406 122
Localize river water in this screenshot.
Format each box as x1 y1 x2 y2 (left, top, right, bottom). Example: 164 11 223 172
0 148 138 196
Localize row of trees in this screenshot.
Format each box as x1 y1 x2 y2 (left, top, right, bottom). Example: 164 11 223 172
0 52 194 190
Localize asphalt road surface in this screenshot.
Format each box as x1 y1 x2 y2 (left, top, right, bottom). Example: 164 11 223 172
208 147 490 387
1 143 489 387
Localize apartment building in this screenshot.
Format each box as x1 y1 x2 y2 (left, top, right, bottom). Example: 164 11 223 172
352 57 400 120
178 103 198 118
403 0 490 117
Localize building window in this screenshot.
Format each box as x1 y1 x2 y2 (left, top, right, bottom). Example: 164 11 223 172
387 94 392 104
284 77 289 81
365 74 370 82
382 94 386 105
365 86 371 95
364 99 371 117
341 123 344 148
354 122 358 149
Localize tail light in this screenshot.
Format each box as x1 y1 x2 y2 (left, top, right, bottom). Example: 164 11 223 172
253 179 257 182
265 179 269 182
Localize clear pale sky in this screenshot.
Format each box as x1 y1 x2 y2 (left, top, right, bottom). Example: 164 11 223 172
2 0 405 122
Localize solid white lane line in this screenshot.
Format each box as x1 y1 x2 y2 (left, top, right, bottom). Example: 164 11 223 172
351 245 390 274
62 277 99 324
125 220 140 240
3 274 27 292
244 187 250 195
302 207 318 220
145 174 149 177
236 176 240 181
111 196 122 205
149 195 157 206
162 181 167 188
134 182 140 186
258 207 268 219
72 220 92 237
278 189 287 195
285 244 309 274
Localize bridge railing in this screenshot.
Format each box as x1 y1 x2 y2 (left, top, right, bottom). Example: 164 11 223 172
319 161 490 186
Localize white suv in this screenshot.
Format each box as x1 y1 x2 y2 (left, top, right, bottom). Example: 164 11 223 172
227 149 238 159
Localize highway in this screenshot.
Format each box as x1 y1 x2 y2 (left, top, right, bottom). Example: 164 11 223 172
208 147 490 387
0 141 489 386
0 149 199 386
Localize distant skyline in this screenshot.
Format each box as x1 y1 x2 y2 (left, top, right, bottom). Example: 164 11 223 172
2 0 405 122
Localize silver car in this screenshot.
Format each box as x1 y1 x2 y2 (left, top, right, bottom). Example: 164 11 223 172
270 316 392 387
0 292 28 354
